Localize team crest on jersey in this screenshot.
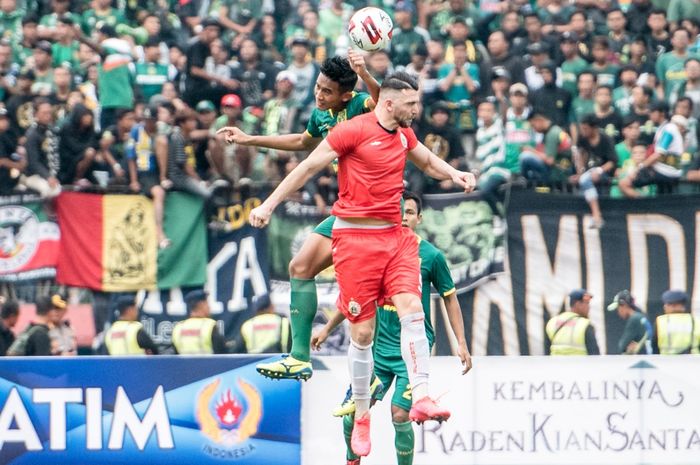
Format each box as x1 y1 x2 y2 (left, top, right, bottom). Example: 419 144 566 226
0 206 40 272
348 299 361 316
400 133 408 149
337 109 348 123
196 377 262 457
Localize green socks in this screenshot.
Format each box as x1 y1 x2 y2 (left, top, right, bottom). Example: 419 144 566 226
289 278 318 362
343 414 360 461
394 421 414 465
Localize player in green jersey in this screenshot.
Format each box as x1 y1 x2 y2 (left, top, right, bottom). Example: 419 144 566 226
217 51 380 381
311 192 472 465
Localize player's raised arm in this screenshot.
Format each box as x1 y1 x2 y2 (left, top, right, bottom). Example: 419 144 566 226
347 48 379 109
408 142 477 192
216 126 321 152
249 138 338 227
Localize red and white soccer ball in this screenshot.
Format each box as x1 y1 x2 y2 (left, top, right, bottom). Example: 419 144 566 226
348 7 393 52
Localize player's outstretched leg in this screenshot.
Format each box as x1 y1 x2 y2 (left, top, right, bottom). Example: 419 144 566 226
333 374 385 417
256 231 332 381
343 414 361 465
348 337 374 456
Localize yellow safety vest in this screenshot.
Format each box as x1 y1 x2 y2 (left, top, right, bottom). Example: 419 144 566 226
105 320 146 355
656 313 700 354
545 311 590 355
171 317 217 355
240 313 289 354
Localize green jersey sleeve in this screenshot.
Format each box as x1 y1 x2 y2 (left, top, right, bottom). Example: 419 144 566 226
430 249 456 297
346 91 372 118
305 109 323 138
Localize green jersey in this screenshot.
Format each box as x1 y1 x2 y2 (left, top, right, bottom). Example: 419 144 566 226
81 7 126 35
613 86 633 116
561 57 588 96
305 91 371 139
656 51 700 98
134 61 169 102
375 235 456 358
504 108 534 174
572 96 595 122
588 63 619 88
52 41 80 69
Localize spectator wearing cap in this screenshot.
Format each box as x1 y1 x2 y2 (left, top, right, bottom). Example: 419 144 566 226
669 58 700 117
286 37 319 124
209 94 243 180
606 8 631 61
487 31 525 86
0 107 25 194
48 294 77 356
30 40 54 96
184 18 235 108
0 299 19 356
20 99 61 198
103 296 159 355
587 37 619 89
229 38 278 108
488 67 511 116
80 0 126 36
613 66 640 117
607 290 652 355
261 70 299 140
232 294 290 354
390 1 429 68
134 37 168 103
504 83 534 175
475 99 509 215
409 101 466 195
126 104 170 248
443 16 487 69
18 295 65 356
524 42 561 92
652 290 700 354
520 109 573 186
6 71 35 142
171 290 226 355
560 32 588 98
545 289 600 355
529 60 572 131
656 28 700 100
620 110 686 197
573 114 618 228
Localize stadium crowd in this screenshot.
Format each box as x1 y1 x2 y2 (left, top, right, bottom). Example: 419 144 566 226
3 0 700 354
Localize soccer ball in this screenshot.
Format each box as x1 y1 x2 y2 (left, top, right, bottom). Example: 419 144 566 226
348 7 393 52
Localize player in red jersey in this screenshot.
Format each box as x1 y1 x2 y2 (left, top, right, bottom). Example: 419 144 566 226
249 71 476 457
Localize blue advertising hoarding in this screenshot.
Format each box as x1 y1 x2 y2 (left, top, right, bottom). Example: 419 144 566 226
0 356 300 465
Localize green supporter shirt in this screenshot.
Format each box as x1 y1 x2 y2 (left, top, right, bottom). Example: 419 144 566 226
541 124 573 179
52 41 80 69
134 62 169 102
613 86 633 116
572 96 595 122
504 108 534 174
588 63 619 89
667 0 700 24
98 61 134 109
375 236 456 358
40 12 82 29
82 8 126 35
656 51 700 98
305 91 371 139
561 57 588 97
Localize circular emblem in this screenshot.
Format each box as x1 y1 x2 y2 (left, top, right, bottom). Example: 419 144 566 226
0 206 40 273
400 133 408 149
348 299 361 316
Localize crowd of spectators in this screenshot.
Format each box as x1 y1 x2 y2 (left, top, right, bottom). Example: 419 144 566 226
1 0 700 226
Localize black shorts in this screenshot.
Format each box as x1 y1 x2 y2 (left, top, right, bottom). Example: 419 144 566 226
138 174 160 197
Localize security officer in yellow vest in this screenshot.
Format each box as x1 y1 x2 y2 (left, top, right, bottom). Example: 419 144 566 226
233 294 290 354
545 289 600 355
104 297 159 355
171 290 227 355
652 290 700 354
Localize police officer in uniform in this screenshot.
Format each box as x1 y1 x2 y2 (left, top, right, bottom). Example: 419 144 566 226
234 294 290 354
545 289 600 355
652 290 700 354
171 290 226 355
104 297 159 355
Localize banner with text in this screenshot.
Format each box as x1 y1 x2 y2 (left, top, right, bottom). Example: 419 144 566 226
0 356 300 465
505 190 700 355
0 194 59 282
304 356 700 465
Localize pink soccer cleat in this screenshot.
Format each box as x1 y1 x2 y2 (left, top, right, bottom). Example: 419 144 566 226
350 412 371 457
409 396 451 424
347 459 361 465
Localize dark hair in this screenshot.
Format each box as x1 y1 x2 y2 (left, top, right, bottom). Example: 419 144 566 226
35 296 52 316
115 108 135 121
595 85 613 94
673 27 691 40
635 85 654 99
592 36 610 49
523 12 540 22
580 113 599 127
403 191 422 214
569 10 586 21
175 109 197 125
686 57 700 67
675 96 694 111
1 300 19 319
606 7 623 17
381 71 419 92
320 56 358 93
578 70 596 83
33 97 52 112
649 8 666 17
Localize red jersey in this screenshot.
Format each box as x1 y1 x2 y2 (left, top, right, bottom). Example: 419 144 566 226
326 112 418 223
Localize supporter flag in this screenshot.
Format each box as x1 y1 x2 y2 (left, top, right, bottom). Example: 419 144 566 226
56 192 207 291
0 196 60 282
